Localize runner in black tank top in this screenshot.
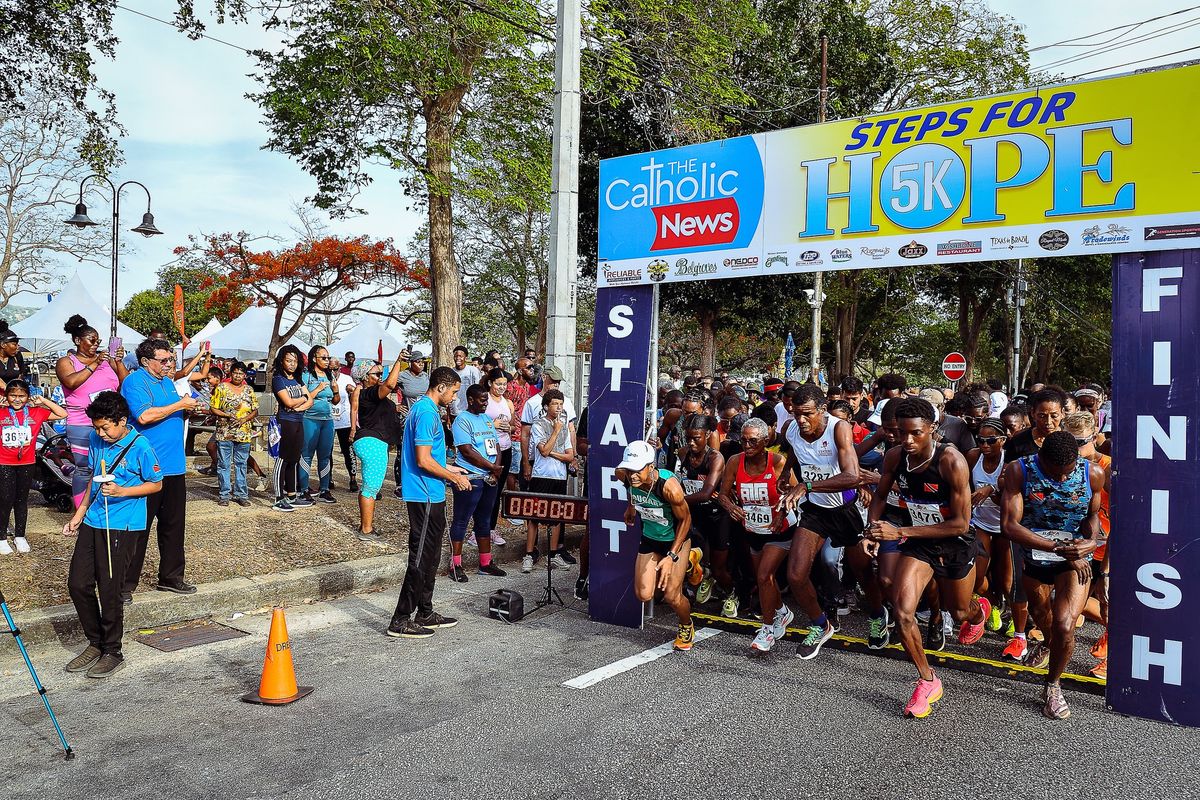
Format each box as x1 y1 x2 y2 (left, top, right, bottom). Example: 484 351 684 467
676 414 731 611
866 398 988 720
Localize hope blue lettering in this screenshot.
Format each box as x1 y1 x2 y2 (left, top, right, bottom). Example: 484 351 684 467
1045 119 1135 217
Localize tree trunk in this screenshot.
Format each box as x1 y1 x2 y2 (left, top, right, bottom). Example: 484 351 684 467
697 308 716 375
835 278 858 379
425 96 463 367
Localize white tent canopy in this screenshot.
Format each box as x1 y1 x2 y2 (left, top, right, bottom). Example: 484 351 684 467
195 306 309 361
179 317 225 358
328 316 408 364
12 273 146 355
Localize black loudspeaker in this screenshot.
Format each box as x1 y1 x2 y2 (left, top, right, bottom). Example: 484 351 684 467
488 589 525 623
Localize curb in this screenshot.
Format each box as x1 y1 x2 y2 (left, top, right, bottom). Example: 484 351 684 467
8 524 580 649
11 555 409 649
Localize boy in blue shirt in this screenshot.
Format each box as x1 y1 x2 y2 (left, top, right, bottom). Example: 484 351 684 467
63 392 163 679
447 384 506 581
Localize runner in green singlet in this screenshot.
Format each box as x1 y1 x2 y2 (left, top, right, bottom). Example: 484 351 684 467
617 440 696 651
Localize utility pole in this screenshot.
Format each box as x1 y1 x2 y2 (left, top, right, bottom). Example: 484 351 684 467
810 35 828 384
545 0 582 406
1013 259 1025 393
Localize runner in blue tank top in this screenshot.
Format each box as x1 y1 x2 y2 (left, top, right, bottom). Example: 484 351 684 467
1000 431 1104 721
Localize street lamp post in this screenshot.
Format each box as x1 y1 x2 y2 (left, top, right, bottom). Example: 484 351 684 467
64 176 163 339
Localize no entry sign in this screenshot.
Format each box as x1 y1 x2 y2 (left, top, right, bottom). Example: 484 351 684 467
942 352 967 382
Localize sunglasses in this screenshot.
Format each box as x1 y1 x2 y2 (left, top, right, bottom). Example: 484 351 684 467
977 435 1006 445
1074 436 1094 445
741 436 765 446
152 356 174 366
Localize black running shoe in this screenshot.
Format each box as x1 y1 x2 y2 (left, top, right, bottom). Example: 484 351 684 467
448 564 468 583
925 614 947 652
414 612 458 629
478 563 507 577
556 549 577 565
574 577 589 601
318 490 337 504
386 619 434 639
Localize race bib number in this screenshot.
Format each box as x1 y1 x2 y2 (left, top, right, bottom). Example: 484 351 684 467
743 504 773 535
2 425 31 448
800 464 836 483
1031 530 1078 563
484 437 499 457
681 479 703 495
332 405 343 418
907 502 945 526
636 504 667 526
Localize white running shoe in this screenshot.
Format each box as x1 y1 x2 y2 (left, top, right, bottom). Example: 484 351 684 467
751 624 776 653
465 533 478 548
772 605 795 641
551 553 571 568
491 530 507 546
14 536 30 554
521 554 534 573
0 539 12 555
942 611 954 636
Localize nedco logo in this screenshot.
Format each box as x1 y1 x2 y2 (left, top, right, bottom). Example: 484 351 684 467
674 258 718 277
723 256 760 269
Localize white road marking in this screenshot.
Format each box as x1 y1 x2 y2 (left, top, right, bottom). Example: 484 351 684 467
563 628 722 688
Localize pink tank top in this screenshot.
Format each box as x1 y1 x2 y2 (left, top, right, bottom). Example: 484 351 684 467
63 353 120 426
485 394 513 450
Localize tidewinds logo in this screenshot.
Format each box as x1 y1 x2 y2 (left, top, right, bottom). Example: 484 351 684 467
1081 223 1131 246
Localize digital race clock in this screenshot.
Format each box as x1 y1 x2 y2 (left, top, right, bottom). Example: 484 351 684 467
501 491 588 525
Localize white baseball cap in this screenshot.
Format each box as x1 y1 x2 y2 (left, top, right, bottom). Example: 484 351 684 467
617 440 656 471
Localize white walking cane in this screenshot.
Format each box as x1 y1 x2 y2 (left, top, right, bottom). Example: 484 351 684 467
93 459 115 579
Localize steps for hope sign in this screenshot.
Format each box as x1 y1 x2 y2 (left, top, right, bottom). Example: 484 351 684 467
597 64 1200 287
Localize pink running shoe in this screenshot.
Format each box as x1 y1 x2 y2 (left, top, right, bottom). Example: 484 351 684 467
958 596 991 645
904 674 944 718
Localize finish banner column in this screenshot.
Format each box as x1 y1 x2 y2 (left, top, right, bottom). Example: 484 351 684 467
585 285 655 628
1108 249 1200 726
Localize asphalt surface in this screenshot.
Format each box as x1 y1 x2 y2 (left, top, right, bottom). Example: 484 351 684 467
2 567 1198 800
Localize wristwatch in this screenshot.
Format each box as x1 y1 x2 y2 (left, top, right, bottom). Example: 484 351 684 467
666 550 680 563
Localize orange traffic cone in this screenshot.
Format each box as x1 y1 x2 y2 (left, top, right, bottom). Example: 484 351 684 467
241 607 313 705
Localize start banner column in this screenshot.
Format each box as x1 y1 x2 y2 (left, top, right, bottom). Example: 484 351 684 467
585 285 654 628
1109 249 1200 726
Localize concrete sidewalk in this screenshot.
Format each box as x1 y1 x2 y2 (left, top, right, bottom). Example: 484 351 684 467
5 525 578 650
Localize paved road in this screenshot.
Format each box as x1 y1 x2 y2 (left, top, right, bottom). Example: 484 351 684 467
2 569 1198 800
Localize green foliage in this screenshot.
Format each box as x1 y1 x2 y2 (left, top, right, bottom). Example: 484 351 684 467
0 1 123 172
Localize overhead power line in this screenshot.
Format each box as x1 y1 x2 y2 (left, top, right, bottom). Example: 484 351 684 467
116 3 252 53
1034 14 1200 72
1028 6 1200 52
1065 44 1200 79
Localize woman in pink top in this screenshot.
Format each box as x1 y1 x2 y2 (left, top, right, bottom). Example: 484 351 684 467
55 314 129 505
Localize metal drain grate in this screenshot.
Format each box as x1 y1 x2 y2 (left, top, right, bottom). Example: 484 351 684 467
136 619 249 652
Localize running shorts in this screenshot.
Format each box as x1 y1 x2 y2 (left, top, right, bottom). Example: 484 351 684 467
799 498 865 549
638 534 689 557
900 536 976 581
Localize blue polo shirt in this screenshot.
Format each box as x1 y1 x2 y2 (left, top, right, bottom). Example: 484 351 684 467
452 410 499 478
121 368 186 476
401 395 446 503
83 429 162 531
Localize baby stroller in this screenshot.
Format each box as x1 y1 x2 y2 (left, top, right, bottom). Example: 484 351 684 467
35 429 75 512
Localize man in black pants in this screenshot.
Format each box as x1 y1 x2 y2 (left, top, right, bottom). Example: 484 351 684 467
120 339 198 600
388 367 472 639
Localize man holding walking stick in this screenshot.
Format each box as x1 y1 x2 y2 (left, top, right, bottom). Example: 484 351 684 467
62 392 162 679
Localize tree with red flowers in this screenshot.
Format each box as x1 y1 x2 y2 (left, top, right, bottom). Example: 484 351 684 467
175 230 427 370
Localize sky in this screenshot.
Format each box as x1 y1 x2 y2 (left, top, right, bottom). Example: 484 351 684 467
38 0 1200 318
